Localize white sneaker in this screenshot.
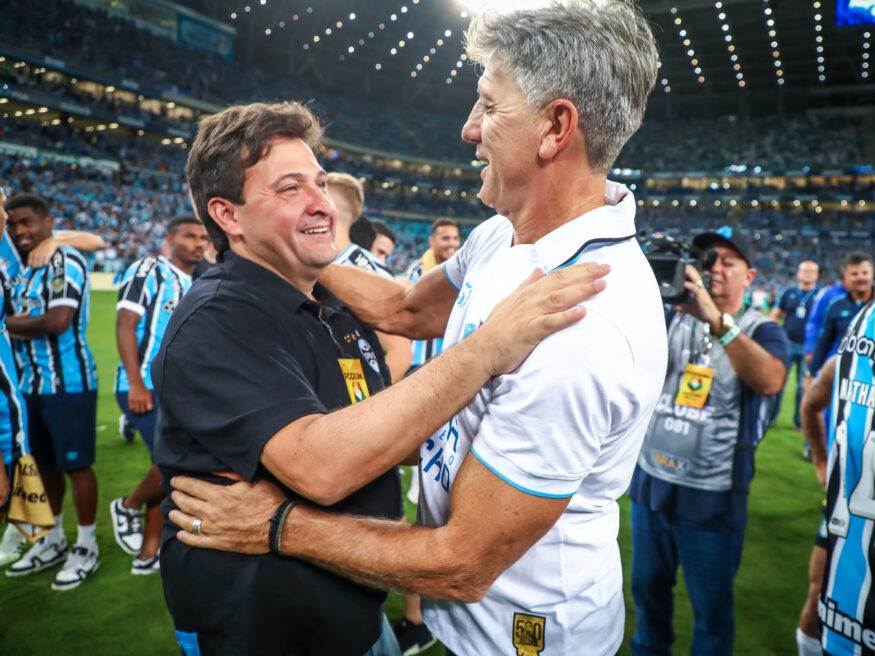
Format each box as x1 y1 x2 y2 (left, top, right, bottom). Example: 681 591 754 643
110 497 144 556
0 524 27 567
131 553 160 575
119 414 136 443
6 535 68 576
52 543 99 590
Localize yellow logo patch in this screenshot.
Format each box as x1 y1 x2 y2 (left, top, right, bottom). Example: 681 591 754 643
338 358 370 404
513 612 545 656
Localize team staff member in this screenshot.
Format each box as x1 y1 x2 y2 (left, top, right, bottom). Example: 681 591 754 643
809 252 874 380
801 301 875 656
629 227 789 655
168 3 665 654
770 260 819 430
328 172 411 383
109 217 207 575
4 193 99 591
153 101 604 655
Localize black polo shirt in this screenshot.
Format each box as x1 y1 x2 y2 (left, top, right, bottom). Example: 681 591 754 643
152 251 400 656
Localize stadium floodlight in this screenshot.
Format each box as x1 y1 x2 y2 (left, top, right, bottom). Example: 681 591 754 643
456 0 554 13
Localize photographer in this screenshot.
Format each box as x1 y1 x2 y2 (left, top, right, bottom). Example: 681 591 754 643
629 227 789 656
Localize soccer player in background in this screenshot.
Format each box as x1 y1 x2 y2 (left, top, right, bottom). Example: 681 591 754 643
800 298 875 656
328 172 411 382
3 193 99 590
109 217 207 574
369 220 396 265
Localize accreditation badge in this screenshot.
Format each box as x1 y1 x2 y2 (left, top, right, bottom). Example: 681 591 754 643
674 363 715 409
338 358 370 404
512 612 545 656
796 305 806 319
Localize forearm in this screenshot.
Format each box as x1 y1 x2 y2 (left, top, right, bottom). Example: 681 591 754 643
7 314 63 337
116 325 146 388
280 506 483 601
265 331 492 504
319 264 449 339
723 333 786 396
55 230 105 251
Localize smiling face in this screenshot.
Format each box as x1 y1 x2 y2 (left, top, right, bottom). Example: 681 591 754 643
7 205 53 254
429 225 460 264
461 59 541 217
216 137 336 288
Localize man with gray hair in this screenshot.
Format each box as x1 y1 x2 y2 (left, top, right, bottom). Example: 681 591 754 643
169 2 665 654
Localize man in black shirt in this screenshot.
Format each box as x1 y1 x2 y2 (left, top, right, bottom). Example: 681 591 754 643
153 101 608 656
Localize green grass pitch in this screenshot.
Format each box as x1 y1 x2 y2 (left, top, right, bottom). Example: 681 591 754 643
0 290 822 655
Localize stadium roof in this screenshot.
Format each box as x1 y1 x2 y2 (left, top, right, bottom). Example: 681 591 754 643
180 0 875 117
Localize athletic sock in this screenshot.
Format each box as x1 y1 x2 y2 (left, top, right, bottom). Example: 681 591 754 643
796 627 822 656
49 514 64 541
76 523 97 549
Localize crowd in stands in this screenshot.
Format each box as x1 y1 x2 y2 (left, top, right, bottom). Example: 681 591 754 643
0 0 872 290
1 0 871 170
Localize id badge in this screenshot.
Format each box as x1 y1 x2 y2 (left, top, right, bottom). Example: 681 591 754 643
338 358 370 404
674 363 715 409
796 305 806 319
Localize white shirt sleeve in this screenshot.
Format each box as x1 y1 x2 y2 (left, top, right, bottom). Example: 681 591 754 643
470 309 641 498
443 215 506 290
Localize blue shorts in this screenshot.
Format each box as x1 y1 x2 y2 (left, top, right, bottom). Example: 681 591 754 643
26 391 97 471
116 390 159 454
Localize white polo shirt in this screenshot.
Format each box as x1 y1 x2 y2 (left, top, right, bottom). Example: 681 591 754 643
419 181 667 656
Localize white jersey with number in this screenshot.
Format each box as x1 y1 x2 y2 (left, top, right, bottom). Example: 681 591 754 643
419 182 667 656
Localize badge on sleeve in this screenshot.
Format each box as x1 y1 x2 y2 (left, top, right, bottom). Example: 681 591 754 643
338 358 370 404
512 612 545 656
674 363 715 409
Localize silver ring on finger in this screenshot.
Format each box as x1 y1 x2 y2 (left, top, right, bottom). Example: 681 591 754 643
192 517 204 535
695 280 704 288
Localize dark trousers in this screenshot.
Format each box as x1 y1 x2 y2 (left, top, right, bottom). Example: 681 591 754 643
629 501 744 656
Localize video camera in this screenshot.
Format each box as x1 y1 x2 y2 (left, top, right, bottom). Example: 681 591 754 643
639 232 718 305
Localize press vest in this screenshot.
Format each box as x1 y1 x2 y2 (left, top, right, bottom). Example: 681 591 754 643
637 307 773 493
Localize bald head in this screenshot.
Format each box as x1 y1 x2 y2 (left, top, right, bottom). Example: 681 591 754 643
797 260 819 290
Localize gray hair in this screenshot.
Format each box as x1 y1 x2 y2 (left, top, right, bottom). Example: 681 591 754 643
464 0 658 174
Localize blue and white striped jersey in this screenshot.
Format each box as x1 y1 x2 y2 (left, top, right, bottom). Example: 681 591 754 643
0 236 28 464
405 258 444 369
12 246 96 395
820 300 875 656
115 255 192 393
0 229 23 292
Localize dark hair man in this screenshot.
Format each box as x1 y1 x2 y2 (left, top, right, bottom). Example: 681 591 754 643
629 227 789 654
369 220 396 265
809 252 874 381
168 2 665 654
3 193 99 590
109 217 207 575
770 260 820 431
153 101 602 655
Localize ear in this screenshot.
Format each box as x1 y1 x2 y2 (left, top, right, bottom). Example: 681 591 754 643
208 198 244 241
746 267 757 286
537 99 579 161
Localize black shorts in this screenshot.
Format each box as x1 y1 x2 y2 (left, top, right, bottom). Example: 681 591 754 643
26 391 97 471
